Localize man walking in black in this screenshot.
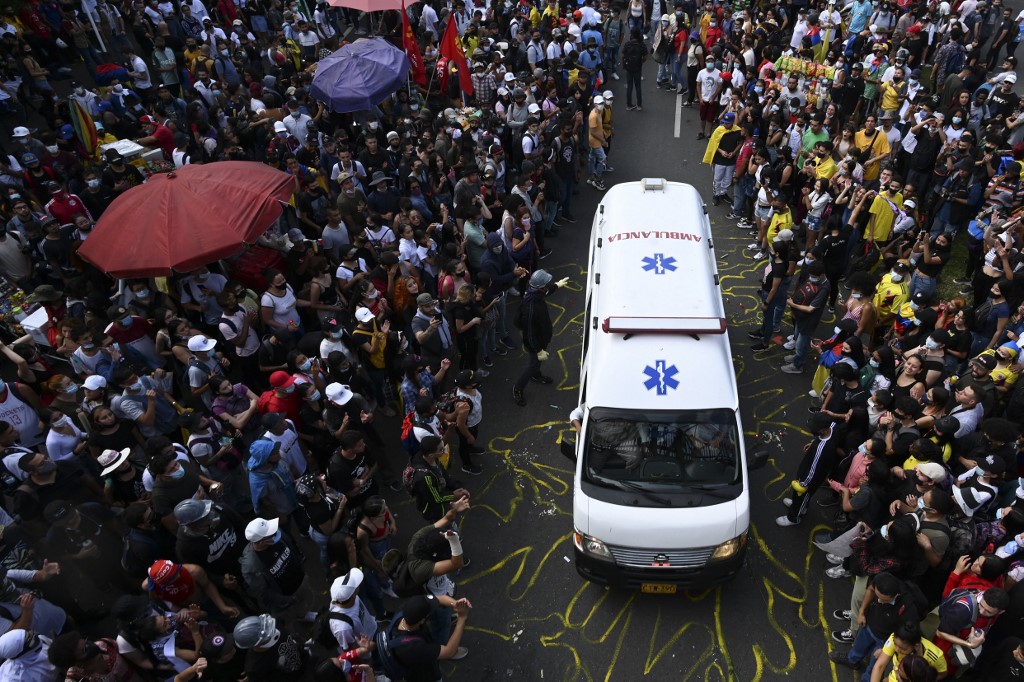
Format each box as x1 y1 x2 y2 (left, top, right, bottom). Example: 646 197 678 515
513 270 568 406
777 412 839 526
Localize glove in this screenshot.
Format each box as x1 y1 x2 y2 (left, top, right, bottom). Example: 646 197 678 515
555 277 570 288
790 480 808 495
537 350 550 362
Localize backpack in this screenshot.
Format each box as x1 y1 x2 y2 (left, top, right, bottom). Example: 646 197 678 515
312 608 354 650
401 461 431 497
623 40 645 70
374 611 425 680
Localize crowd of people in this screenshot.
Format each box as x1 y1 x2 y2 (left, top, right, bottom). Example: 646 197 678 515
3 0 1024 678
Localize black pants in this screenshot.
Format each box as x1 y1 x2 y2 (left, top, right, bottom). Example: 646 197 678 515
514 350 542 391
787 474 829 522
456 423 479 467
626 69 642 107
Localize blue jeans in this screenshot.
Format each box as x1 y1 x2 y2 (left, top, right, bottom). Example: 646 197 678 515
559 175 576 219
733 176 753 214
908 273 937 301
848 625 887 671
589 146 606 178
761 293 788 343
672 53 685 87
657 62 671 83
543 199 558 234
792 325 814 370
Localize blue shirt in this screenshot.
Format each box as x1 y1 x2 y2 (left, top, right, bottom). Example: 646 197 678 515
849 0 872 34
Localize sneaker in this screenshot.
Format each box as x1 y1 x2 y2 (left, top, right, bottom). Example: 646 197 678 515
807 406 820 413
829 651 862 669
562 215 577 223
539 249 553 259
782 498 792 508
747 329 763 340
513 387 526 406
451 646 469 660
832 609 852 621
612 72 620 80
499 337 517 349
592 179 607 191
959 287 974 296
461 463 483 475
475 368 490 378
775 516 800 527
482 356 493 367
676 84 684 94
388 480 404 492
725 212 742 220
530 374 554 384
783 354 796 362
636 105 643 111
746 242 761 250
826 553 844 565
604 166 615 173
827 304 835 313
492 347 508 357
627 105 637 111
787 334 795 341
737 219 753 228
831 629 855 644
783 339 796 350
781 364 802 374
751 343 772 352
953 277 972 285
808 389 819 398
713 195 721 206
817 496 840 509
753 250 767 260
826 566 853 579
697 132 706 140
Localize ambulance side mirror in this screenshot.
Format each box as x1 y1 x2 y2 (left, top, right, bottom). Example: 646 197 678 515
748 448 769 470
560 439 577 463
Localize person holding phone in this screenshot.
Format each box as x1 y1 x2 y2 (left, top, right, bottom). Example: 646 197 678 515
411 294 457 375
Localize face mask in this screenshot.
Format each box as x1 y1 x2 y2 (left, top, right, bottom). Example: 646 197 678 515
492 245 504 254
87 179 101 189
925 338 940 350
220 49 229 56
136 289 150 299
281 386 296 394
271 530 282 543
46 145 58 154
974 465 987 478
298 359 312 371
917 497 926 510
834 326 841 334
291 111 300 118
121 316 133 326
858 444 868 455
63 383 79 394
53 416 70 428
369 122 379 130
168 465 186 480
880 524 889 539
308 389 321 401
869 358 879 368
952 117 962 124
329 331 343 339
997 507 1006 520
706 63 715 71
710 21 717 26
851 292 863 299
36 460 56 475
910 79 919 86
808 276 820 283
910 302 920 312
18 139 28 145
82 343 96 350
890 273 903 282
754 86 764 94
128 380 143 392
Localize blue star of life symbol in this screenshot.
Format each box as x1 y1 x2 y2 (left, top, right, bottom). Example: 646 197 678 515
641 253 677 275
643 361 680 395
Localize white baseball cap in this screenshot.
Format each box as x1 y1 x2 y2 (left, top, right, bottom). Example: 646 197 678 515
244 517 280 542
187 335 217 352
354 307 374 323
593 95 605 105
12 126 30 138
325 382 353 405
330 568 364 602
83 375 107 391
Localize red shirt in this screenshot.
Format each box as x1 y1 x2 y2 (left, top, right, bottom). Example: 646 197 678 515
257 390 302 424
150 124 176 157
44 192 91 225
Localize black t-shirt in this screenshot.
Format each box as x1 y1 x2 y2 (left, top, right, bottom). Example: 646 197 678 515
762 258 787 293
175 506 248 578
712 129 743 166
300 494 340 530
450 300 481 340
829 381 869 414
848 485 887 529
917 244 951 278
13 461 89 522
200 650 247 682
151 462 203 517
328 450 378 501
257 537 306 596
391 627 442 682
988 88 1020 118
865 593 919 638
243 636 306 682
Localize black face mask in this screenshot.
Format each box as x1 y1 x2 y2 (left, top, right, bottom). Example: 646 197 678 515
82 640 102 661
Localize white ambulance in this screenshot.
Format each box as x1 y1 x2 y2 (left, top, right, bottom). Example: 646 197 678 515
564 178 767 592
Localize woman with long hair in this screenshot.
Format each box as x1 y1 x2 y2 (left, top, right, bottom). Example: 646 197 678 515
891 353 927 403
838 272 880 347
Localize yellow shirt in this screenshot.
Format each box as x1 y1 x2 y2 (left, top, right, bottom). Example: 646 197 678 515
766 210 792 243
879 80 903 111
853 129 890 181
868 191 904 243
879 635 947 681
872 273 908 323
815 156 838 180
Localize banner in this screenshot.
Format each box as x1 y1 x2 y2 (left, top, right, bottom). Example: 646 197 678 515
401 0 426 86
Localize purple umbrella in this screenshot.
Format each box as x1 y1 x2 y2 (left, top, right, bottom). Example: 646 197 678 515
311 38 411 113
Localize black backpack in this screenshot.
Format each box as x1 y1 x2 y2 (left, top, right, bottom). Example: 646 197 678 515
312 608 354 649
623 40 645 71
374 611 426 680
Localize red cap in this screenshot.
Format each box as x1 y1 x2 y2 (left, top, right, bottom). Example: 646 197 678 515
149 559 178 584
139 115 156 125
269 371 295 389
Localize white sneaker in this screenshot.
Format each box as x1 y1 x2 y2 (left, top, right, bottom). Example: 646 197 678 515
746 242 760 250
452 646 469 660
808 390 819 399
826 566 853 579
783 339 796 350
612 72 620 80
787 334 795 341
776 516 800 527
752 250 767 260
826 553 844 565
782 498 792 507
783 354 796 362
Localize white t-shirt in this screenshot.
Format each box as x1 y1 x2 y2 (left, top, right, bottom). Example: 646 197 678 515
699 68 722 102
328 598 377 651
46 422 84 461
398 237 421 266
260 284 298 328
262 420 307 475
130 55 152 89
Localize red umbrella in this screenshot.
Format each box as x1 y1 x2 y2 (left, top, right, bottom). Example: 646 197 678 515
78 161 295 278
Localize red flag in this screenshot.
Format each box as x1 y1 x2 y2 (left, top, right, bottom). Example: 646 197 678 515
439 15 473 96
401 0 426 86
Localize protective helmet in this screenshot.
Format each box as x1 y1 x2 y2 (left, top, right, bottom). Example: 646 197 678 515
173 499 213 526
233 615 280 649
529 269 553 289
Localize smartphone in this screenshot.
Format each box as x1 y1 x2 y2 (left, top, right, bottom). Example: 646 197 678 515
433 313 443 323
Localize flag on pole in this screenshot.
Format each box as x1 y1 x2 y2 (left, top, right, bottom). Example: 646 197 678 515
401 0 426 86
439 14 473 96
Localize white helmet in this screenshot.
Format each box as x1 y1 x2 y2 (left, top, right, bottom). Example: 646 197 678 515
939 1 950 15
233 615 280 650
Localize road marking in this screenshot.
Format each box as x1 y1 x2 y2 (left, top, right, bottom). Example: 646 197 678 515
674 94 682 137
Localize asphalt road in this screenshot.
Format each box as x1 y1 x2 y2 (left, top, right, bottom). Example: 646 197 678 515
426 66 859 682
